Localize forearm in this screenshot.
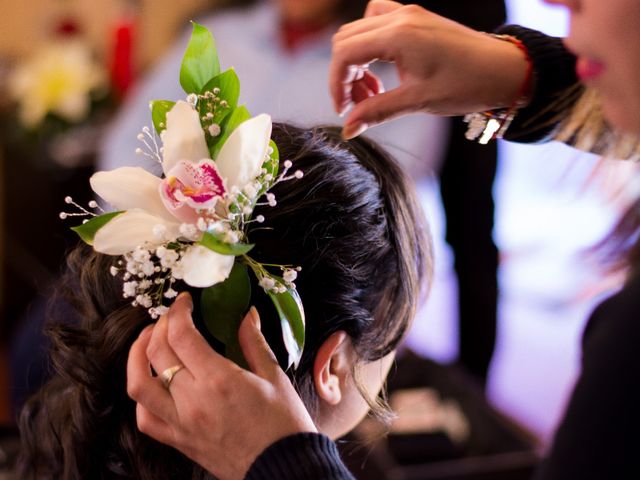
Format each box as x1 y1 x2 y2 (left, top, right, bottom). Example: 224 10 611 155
245 433 355 480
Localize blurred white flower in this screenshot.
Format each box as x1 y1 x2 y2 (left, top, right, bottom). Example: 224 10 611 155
8 39 107 128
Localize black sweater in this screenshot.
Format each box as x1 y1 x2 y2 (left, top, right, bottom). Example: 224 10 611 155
246 26 640 480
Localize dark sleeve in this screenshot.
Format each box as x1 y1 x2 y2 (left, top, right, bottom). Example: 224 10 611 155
494 25 582 144
245 433 355 480
412 0 506 32
534 274 640 480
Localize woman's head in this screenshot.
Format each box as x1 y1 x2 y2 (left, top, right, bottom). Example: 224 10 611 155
545 0 640 133
249 124 431 437
19 123 431 476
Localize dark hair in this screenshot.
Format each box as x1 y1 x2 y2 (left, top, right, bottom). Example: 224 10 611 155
18 124 431 479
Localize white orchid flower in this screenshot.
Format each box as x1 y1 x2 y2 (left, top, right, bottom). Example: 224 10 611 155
173 245 235 288
88 102 272 288
161 100 272 191
160 100 210 174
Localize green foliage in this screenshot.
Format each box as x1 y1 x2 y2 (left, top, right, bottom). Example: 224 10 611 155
201 68 241 124
180 22 220 94
71 211 124 245
199 231 254 256
209 105 251 158
268 287 305 369
200 261 251 364
150 100 175 134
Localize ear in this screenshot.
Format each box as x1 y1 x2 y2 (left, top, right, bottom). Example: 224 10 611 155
313 331 353 406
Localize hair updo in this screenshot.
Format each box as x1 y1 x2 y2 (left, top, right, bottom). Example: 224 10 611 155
18 123 432 479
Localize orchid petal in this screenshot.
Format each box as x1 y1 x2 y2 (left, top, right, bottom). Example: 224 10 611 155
93 209 180 255
90 167 175 222
161 100 210 174
175 245 234 288
216 113 272 191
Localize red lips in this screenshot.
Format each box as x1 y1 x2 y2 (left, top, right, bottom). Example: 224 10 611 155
576 57 605 81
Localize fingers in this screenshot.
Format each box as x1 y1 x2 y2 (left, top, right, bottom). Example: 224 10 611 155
147 314 195 390
350 71 384 104
237 307 282 382
127 325 179 424
333 13 394 44
342 84 422 139
330 31 394 114
364 0 404 17
362 70 384 94
136 403 178 447
166 293 243 379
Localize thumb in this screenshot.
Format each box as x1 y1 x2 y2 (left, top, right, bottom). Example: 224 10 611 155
342 84 420 139
238 307 282 381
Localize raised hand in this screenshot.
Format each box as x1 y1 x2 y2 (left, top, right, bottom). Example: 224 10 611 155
330 0 529 138
127 293 317 480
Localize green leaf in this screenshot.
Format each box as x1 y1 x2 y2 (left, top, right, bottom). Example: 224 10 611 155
199 231 254 256
150 100 175 134
180 22 220 94
200 260 251 348
268 287 305 370
71 211 124 245
201 68 241 123
209 105 251 158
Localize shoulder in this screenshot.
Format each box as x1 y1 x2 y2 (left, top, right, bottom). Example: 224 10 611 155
535 274 640 479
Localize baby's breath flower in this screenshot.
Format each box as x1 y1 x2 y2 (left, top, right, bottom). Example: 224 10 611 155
283 269 297 283
179 223 199 240
259 276 275 290
132 247 151 263
141 261 155 277
224 231 240 244
126 261 139 275
164 288 178 299
160 249 179 268
208 124 221 137
123 281 138 298
136 294 153 309
243 183 257 198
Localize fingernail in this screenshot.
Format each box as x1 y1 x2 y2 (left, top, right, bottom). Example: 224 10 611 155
342 121 368 140
248 306 260 330
139 324 154 338
177 292 193 312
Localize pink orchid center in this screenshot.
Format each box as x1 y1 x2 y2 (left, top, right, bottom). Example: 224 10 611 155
160 159 226 223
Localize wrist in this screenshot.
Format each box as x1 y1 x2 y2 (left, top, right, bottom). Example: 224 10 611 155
464 33 534 144
481 34 532 110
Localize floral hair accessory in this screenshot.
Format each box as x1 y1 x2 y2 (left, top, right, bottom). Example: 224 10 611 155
62 23 305 369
